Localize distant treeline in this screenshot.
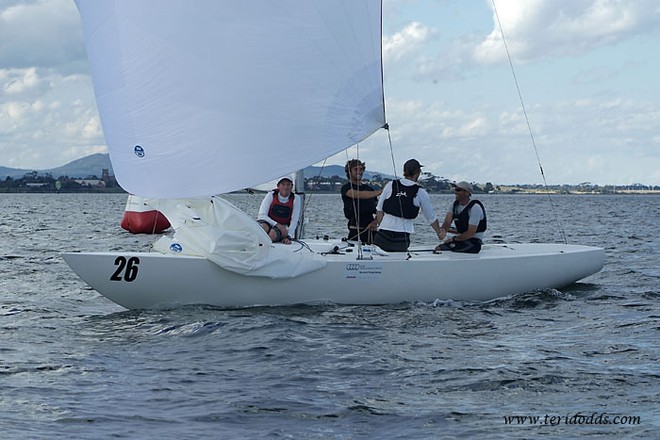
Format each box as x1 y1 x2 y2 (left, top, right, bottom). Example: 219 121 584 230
306 172 471 192
1 170 657 194
0 171 124 193
305 173 659 194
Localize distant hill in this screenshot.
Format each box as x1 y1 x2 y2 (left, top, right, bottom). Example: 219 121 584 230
0 153 113 179
0 165 28 180
0 154 391 181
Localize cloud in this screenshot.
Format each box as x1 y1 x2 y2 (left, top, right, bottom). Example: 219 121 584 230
0 0 85 72
3 67 49 96
0 1 105 169
0 66 102 169
0 0 658 185
353 91 660 185
474 0 660 64
383 21 434 63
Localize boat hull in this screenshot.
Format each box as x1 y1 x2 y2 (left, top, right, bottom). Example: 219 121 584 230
62 242 605 309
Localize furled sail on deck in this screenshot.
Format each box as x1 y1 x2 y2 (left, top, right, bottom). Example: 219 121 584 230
75 0 385 198
150 197 327 278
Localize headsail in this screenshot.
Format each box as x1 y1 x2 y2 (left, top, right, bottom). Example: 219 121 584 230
75 0 385 198
150 197 327 278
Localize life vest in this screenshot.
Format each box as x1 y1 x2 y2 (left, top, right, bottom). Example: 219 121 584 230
452 199 487 233
268 189 294 225
382 179 420 219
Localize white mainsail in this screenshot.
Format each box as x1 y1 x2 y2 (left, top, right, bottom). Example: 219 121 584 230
75 0 385 199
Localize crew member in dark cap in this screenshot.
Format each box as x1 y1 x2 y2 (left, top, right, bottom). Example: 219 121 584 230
257 177 301 244
435 181 487 254
374 159 444 252
341 159 382 243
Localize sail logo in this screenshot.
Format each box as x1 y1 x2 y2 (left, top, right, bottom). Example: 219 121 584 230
134 145 145 158
395 191 408 198
346 264 361 271
169 243 183 253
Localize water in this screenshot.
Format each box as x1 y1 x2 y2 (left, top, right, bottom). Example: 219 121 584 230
1 193 658 439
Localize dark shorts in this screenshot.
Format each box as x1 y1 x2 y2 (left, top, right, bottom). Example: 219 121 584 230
373 229 411 252
258 219 283 242
437 238 482 254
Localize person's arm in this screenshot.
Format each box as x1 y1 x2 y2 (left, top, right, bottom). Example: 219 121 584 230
417 190 440 227
287 195 302 240
453 224 477 241
257 193 276 226
345 187 382 199
374 182 391 229
430 219 444 240
438 212 452 239
375 210 384 228
366 216 379 230
440 212 452 230
416 191 444 240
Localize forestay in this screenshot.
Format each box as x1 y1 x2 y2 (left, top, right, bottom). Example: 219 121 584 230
75 0 386 198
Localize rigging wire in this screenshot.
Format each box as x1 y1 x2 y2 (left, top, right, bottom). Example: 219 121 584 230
492 0 567 244
384 125 413 259
302 157 327 213
297 157 329 240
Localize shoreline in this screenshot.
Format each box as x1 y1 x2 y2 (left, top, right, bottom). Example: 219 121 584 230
1 189 658 195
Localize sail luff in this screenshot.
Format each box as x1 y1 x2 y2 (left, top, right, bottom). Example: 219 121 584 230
75 0 385 198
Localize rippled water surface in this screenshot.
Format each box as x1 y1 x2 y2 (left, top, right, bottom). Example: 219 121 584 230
1 193 658 439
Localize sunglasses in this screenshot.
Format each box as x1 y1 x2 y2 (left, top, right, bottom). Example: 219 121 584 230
453 188 467 192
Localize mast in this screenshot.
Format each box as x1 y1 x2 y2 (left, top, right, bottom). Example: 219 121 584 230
294 170 306 239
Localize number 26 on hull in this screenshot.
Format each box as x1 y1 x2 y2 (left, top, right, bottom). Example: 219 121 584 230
111 256 140 282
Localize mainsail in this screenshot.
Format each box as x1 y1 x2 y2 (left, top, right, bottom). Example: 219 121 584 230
75 0 385 198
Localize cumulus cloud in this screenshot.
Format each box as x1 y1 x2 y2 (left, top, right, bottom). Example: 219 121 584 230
0 0 85 71
0 1 105 169
383 21 434 63
0 66 102 169
357 91 660 185
475 0 660 64
0 0 658 185
3 67 49 96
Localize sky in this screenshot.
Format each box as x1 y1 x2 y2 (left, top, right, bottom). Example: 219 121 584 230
1 0 659 186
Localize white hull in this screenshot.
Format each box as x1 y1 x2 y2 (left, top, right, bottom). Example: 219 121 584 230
63 241 604 309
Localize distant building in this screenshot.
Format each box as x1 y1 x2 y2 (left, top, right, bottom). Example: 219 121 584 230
75 179 106 189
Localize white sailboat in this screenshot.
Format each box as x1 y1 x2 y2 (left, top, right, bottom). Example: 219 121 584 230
63 0 604 310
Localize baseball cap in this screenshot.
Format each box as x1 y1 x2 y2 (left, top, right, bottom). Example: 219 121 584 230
403 159 423 176
452 181 473 192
